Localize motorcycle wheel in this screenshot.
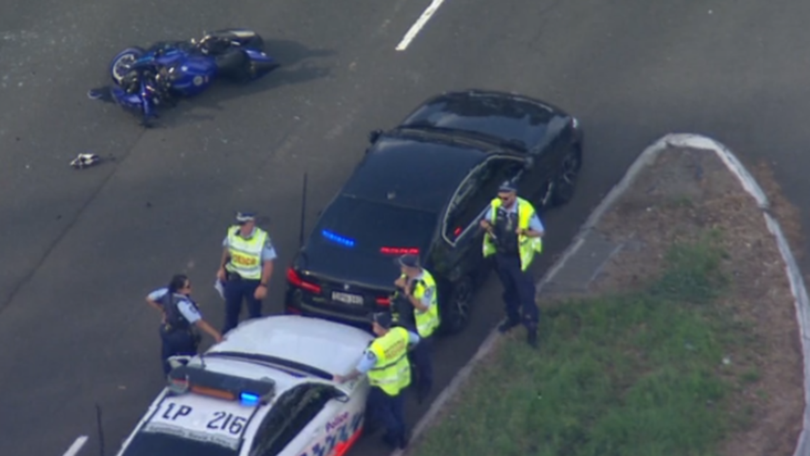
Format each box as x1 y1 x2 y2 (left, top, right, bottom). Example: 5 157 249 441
110 47 145 86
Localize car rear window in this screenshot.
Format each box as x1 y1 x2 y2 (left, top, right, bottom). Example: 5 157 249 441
121 432 239 456
312 196 438 255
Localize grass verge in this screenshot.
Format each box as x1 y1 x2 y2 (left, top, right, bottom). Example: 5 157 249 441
413 235 755 456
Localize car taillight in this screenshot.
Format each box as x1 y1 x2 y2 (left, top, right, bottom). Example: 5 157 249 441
286 267 322 294
380 247 419 255
375 297 390 306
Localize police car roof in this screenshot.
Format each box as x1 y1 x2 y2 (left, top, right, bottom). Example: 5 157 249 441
207 315 374 377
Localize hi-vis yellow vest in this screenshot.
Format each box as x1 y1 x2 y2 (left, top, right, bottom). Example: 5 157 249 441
482 197 543 271
225 226 268 280
402 270 440 338
367 327 412 396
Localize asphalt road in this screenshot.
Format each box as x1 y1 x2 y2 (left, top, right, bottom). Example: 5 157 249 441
3 0 810 455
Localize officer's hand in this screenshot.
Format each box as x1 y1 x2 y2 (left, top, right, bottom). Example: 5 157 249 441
333 374 344 383
394 277 406 288
480 219 491 229
216 267 226 282
214 334 224 343
254 284 268 300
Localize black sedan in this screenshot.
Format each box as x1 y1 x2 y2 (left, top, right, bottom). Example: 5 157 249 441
284 89 583 334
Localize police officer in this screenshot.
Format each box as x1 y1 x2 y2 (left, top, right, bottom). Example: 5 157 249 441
333 312 419 450
216 211 277 334
479 181 545 347
392 254 439 403
145 274 223 375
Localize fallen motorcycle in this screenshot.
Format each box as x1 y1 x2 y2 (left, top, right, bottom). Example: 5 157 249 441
89 28 280 126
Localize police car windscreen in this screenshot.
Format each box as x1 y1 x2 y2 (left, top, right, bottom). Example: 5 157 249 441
122 397 255 456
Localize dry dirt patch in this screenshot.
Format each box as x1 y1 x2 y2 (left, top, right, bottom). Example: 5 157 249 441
595 147 804 456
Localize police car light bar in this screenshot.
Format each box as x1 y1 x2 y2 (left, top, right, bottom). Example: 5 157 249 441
167 364 276 406
322 229 356 248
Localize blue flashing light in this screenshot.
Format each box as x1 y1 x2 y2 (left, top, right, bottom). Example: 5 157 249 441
321 229 356 248
240 392 260 405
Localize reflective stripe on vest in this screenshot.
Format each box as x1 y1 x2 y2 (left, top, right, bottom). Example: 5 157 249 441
404 270 440 338
482 197 543 271
225 226 268 280
367 327 411 396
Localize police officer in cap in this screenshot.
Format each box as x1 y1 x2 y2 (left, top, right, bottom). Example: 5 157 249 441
216 211 277 333
334 312 419 449
392 253 439 403
479 180 545 347
146 274 223 375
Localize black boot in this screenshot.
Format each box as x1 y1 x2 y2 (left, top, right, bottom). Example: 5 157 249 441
498 319 520 333
399 430 410 449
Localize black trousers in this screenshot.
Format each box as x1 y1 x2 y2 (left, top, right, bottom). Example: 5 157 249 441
160 326 197 375
494 254 539 327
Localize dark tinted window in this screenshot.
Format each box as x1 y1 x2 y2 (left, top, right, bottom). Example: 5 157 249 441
313 196 438 254
444 158 524 240
340 137 483 213
121 432 239 456
404 95 556 148
250 385 340 456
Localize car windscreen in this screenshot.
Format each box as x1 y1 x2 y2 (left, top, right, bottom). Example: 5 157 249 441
312 196 438 255
121 431 240 456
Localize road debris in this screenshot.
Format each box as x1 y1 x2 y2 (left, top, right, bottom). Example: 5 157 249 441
70 153 101 169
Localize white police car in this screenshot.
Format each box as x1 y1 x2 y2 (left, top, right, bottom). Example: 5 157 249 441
115 315 374 456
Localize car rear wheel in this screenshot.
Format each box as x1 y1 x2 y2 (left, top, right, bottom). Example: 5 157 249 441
440 276 473 335
551 143 582 206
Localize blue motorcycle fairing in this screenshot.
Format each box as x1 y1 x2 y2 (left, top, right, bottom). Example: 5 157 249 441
102 32 280 124
110 86 143 111
244 48 274 62
110 79 156 120
132 50 216 97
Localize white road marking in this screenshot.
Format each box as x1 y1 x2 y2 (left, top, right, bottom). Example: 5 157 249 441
395 0 447 51
63 436 88 456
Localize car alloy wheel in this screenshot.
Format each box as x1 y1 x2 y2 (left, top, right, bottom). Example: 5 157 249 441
551 146 582 206
441 276 473 335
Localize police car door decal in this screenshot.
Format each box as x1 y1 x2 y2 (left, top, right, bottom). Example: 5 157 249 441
299 412 364 456
143 399 254 450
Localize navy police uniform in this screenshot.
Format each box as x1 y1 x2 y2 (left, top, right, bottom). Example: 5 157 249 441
391 254 439 403
219 212 277 333
483 181 544 347
148 287 204 374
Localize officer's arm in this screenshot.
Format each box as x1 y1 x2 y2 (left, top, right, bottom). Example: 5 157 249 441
259 240 277 287
336 351 376 383
407 282 432 312
522 213 545 238
179 301 223 342
195 319 223 342
145 288 168 315
219 237 231 271
407 331 421 349
479 204 495 230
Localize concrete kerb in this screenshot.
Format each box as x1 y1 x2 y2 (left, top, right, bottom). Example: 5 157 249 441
389 133 810 456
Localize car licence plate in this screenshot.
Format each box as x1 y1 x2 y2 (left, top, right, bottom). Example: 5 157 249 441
332 291 363 305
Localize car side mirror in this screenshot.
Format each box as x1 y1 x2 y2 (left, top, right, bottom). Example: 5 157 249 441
368 129 382 143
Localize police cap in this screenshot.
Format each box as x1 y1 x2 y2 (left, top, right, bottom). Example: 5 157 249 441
395 254 420 269
236 211 257 223
371 311 393 329
498 180 518 193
